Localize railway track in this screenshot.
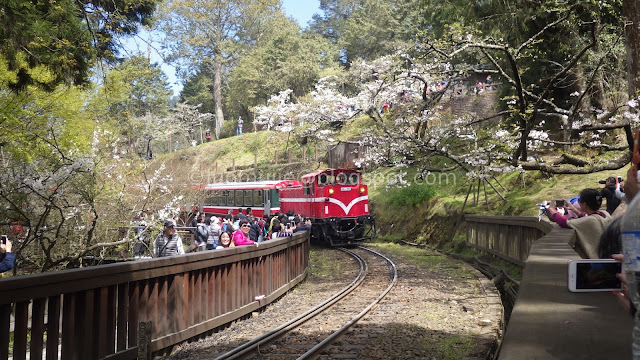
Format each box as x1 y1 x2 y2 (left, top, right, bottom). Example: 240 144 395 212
212 246 397 360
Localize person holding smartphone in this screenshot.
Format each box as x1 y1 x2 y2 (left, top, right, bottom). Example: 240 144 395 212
546 188 611 258
0 235 16 274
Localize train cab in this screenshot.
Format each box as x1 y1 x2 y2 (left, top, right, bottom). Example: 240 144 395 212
279 169 375 246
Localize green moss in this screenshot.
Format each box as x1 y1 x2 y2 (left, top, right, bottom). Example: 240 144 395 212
433 335 476 360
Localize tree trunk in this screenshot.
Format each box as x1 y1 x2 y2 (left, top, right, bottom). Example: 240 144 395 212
624 0 640 152
213 58 224 139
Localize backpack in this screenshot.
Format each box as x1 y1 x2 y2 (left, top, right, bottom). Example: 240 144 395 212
196 224 209 243
249 223 261 241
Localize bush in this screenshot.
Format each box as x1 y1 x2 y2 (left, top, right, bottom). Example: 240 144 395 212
385 184 438 207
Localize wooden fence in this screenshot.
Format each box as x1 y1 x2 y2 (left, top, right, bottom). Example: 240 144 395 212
464 215 553 266
0 232 310 360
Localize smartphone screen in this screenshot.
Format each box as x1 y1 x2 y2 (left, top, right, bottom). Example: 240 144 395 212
569 260 621 292
0 235 6 244
555 199 565 207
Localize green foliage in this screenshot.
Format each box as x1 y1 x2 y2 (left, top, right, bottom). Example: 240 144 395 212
310 0 423 64
181 68 215 114
226 14 337 117
383 184 438 207
0 0 159 90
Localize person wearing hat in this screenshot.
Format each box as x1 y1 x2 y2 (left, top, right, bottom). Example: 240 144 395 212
0 236 15 273
153 220 185 257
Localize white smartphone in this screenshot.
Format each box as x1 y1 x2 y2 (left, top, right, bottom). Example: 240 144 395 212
567 259 622 292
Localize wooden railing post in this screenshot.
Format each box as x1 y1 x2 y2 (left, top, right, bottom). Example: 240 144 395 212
138 321 152 360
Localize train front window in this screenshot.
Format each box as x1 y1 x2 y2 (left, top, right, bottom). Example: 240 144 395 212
335 173 359 185
317 174 335 186
336 173 348 185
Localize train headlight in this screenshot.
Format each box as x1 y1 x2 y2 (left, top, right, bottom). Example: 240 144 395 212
360 187 365 193
328 188 335 195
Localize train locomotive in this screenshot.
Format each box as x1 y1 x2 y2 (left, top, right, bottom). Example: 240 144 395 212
200 168 375 246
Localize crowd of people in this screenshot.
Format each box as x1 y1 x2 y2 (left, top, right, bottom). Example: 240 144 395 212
543 167 640 314
543 174 630 259
150 208 312 258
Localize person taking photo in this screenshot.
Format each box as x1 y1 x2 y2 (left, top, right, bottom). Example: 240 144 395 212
0 235 16 274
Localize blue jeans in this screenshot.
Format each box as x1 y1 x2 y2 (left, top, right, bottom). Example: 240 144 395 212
236 127 242 136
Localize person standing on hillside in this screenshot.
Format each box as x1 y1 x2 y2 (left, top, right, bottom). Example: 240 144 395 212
236 116 243 136
205 129 211 142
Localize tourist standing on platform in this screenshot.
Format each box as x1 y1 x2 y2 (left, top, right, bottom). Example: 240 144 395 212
195 217 208 251
207 216 221 250
236 116 243 136
546 188 610 258
233 219 257 246
217 231 234 248
293 217 312 233
270 223 282 240
248 217 262 242
0 236 16 274
222 215 235 232
601 176 622 215
153 220 185 257
276 222 295 238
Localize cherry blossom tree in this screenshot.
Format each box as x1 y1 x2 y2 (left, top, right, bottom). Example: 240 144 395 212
254 17 637 177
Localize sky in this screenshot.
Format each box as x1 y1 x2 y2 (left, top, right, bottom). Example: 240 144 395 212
122 1 320 96
281 0 320 27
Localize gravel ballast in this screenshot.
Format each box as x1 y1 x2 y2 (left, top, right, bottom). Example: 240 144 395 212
162 243 503 360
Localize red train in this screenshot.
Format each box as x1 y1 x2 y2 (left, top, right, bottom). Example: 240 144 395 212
200 169 375 246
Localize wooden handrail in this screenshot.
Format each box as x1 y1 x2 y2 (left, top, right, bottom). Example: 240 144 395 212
0 232 310 360
465 215 552 266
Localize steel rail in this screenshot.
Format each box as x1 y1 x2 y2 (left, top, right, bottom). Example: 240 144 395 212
296 246 398 359
213 247 368 360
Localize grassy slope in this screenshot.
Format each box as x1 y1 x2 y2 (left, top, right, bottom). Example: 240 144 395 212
148 131 329 186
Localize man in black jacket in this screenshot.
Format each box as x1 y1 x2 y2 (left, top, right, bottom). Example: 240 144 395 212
248 217 261 242
601 177 622 215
